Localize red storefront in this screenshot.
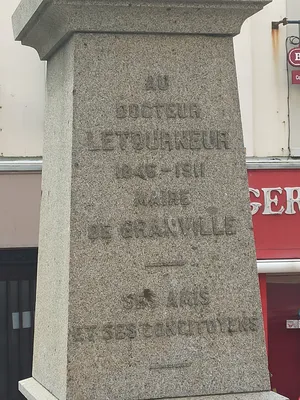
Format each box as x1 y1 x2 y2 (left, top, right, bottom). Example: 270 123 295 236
249 169 300 400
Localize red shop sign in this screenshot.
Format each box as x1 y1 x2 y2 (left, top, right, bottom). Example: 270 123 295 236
292 70 300 84
248 169 300 259
288 47 300 67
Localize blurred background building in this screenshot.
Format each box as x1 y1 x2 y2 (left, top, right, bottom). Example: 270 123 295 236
0 0 299 399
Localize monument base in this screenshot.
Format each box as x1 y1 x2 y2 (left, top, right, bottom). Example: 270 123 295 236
19 377 288 400
19 378 57 400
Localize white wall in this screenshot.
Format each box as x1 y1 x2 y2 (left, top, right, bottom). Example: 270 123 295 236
0 0 45 157
235 0 289 158
234 19 254 156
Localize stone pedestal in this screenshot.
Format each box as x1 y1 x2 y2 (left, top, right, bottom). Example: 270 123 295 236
13 1 287 399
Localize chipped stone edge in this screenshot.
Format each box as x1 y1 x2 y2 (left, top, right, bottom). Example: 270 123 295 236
19 378 58 400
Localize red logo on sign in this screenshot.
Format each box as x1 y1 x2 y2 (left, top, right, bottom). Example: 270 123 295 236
288 47 300 67
292 70 300 84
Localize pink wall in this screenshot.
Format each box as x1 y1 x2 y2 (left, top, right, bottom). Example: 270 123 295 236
0 173 41 248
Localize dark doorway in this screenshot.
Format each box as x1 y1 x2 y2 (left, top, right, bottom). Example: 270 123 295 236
267 274 300 400
0 248 37 400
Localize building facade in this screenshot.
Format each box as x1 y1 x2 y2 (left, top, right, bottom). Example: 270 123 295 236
235 2 300 397
0 0 299 399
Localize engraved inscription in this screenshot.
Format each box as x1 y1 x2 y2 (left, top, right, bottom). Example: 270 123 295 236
145 260 186 269
88 215 237 241
149 362 192 370
145 75 169 91
88 224 112 240
122 289 156 310
116 163 157 180
71 315 259 343
133 190 191 207
116 162 204 180
175 161 205 178
81 71 248 357
166 287 209 308
88 131 230 152
116 103 200 119
119 215 236 239
121 286 209 310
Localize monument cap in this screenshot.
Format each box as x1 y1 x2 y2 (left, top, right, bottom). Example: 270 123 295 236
13 0 270 60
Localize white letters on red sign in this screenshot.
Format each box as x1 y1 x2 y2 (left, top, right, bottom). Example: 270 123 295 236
249 188 262 215
262 187 284 215
285 187 300 214
249 187 300 215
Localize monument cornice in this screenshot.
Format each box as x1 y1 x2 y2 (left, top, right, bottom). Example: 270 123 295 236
13 0 270 60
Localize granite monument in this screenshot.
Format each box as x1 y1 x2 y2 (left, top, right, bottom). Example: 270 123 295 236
12 1 288 399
